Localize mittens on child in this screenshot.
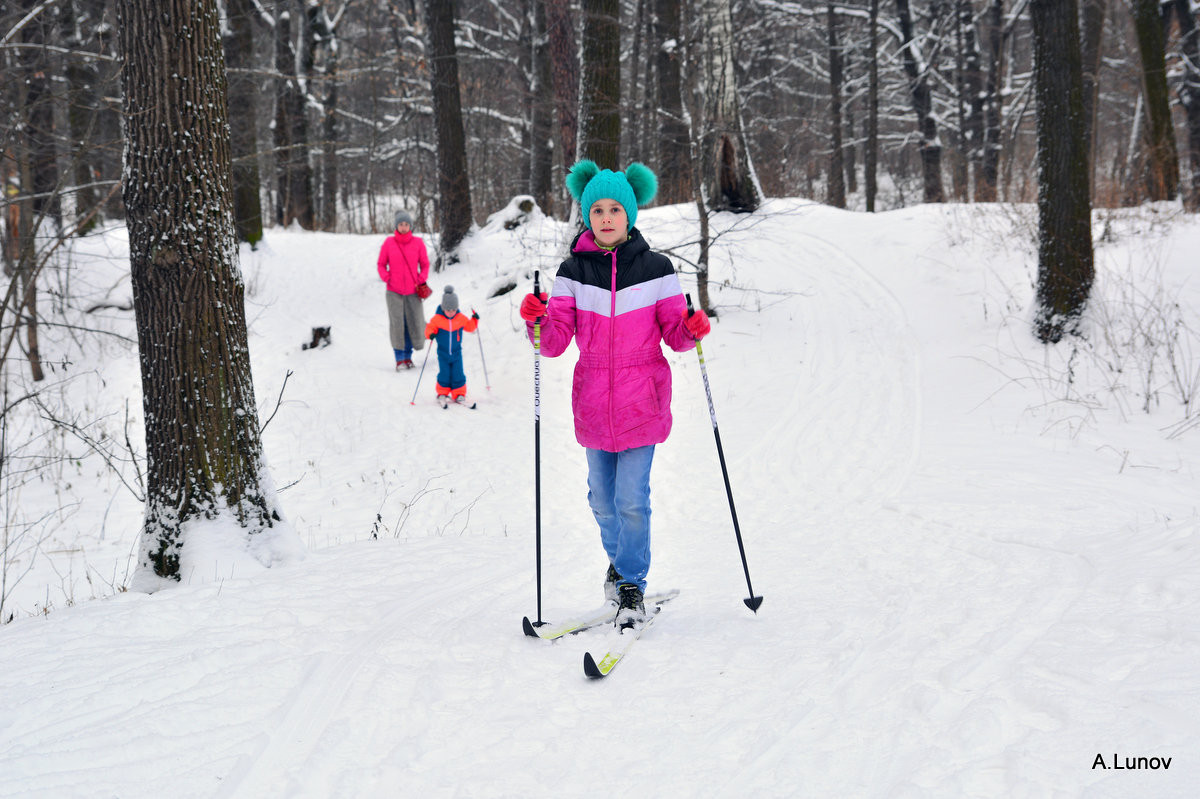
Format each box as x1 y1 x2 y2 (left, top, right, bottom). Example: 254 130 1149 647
683 308 711 340
520 292 548 322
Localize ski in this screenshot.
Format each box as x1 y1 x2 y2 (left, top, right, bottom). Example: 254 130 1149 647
438 396 477 410
523 589 679 640
583 604 664 679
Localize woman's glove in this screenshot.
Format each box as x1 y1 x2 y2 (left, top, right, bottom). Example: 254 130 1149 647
416 283 432 300
520 292 548 322
683 308 711 340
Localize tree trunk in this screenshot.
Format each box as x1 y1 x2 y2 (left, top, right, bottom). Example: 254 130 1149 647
843 49 858 196
274 0 315 230
20 0 63 231
955 0 980 201
226 0 265 245
15 0 56 380
697 0 761 212
628 0 646 162
544 0 579 171
579 0 621 169
827 4 846 209
62 0 101 235
895 0 945 203
977 0 1004 202
529 0 555 215
1030 0 1094 343
866 0 880 212
116 0 289 581
1173 0 1200 211
307 0 339 231
654 0 692 204
1079 0 1106 203
425 0 473 261
680 1 711 311
1129 0 1180 201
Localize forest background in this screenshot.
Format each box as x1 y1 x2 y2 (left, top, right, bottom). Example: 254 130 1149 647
6 0 1200 248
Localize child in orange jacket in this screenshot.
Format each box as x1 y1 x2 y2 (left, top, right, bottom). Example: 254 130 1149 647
424 286 479 406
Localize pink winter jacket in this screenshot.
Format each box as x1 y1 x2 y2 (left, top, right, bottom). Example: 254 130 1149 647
530 228 696 452
377 230 430 295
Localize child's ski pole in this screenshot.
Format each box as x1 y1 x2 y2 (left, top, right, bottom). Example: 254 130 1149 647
473 308 490 390
409 338 434 405
532 272 545 625
686 294 763 613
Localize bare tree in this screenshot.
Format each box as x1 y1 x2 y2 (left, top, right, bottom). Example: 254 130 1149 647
1079 0 1106 201
976 0 1005 202
866 0 880 212
827 3 846 209
425 0 473 262
579 0 620 168
275 0 315 229
1171 0 1200 211
1030 0 1094 343
696 0 760 212
1129 0 1179 201
307 0 341 232
529 0 555 215
654 0 691 205
895 0 945 203
955 0 982 201
544 0 579 172
116 0 290 581
225 0 265 245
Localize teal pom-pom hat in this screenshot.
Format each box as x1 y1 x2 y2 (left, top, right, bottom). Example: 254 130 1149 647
566 160 658 231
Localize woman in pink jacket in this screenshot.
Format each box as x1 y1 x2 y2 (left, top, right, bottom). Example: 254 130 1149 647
377 210 431 370
519 160 711 627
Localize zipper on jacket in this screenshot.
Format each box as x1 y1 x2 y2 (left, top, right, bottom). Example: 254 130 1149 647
609 248 617 446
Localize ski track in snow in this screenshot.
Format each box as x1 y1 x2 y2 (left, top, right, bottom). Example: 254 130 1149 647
217 589 453 798
783 228 922 509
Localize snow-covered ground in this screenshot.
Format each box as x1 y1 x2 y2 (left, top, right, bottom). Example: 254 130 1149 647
1 199 1197 798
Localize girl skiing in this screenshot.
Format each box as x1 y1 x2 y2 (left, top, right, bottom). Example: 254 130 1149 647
518 160 711 626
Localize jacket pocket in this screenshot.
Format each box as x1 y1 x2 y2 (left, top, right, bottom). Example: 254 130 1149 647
611 374 664 439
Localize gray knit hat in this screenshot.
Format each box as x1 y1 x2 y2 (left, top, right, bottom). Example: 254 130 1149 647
441 285 459 315
394 210 413 228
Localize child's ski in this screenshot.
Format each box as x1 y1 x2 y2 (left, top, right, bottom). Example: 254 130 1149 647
522 589 679 640
583 604 665 678
437 396 477 410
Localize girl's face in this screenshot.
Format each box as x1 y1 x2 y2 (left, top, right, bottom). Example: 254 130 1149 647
589 200 628 248
396 221 411 234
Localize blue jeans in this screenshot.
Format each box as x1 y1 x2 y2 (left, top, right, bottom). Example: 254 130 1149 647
393 328 414 362
586 445 655 592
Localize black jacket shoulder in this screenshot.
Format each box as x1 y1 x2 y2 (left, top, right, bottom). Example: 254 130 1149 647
557 228 673 291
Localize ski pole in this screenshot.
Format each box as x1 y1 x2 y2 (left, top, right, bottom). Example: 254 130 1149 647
532 272 545 625
472 308 490 390
686 294 764 613
409 336 434 405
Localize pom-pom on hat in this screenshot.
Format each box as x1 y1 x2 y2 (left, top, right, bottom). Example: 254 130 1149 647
441 285 459 315
394 210 414 228
566 160 658 231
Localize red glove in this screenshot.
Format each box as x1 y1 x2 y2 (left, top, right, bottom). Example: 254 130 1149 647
683 308 711 340
520 292 548 322
416 283 432 300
